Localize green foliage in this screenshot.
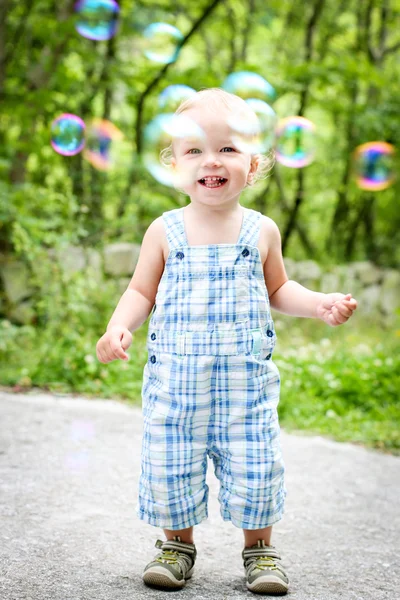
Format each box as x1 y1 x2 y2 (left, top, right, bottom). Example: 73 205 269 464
1 0 400 262
1 292 399 454
1 0 400 455
275 328 400 453
0 266 148 399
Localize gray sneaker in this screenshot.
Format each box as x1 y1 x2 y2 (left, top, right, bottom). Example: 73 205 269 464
143 536 197 589
242 540 289 595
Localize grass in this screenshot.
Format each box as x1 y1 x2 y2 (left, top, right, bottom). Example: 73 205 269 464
1 312 399 454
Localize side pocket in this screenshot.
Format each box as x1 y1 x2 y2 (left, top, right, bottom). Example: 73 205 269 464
250 324 276 363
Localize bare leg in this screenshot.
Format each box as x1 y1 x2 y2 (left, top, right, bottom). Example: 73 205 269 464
243 526 272 547
163 526 194 544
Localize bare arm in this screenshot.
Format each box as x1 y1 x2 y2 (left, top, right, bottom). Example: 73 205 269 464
106 217 166 332
263 218 324 318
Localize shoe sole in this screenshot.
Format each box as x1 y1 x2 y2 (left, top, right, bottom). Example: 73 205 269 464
247 575 289 595
143 566 193 589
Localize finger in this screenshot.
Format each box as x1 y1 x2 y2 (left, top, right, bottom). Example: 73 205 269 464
334 302 353 319
98 351 110 364
340 299 358 314
349 299 357 309
332 304 348 324
96 346 108 363
327 313 340 327
121 331 132 352
109 339 129 361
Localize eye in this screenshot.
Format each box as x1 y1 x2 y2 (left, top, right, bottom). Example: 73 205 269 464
187 148 201 154
221 147 235 153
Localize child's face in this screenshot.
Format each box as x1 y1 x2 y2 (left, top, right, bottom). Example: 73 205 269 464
171 104 259 208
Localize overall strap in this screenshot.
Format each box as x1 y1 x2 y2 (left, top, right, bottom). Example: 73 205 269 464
237 208 262 247
162 208 186 250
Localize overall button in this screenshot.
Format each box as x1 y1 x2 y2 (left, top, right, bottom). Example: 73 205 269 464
150 355 156 363
266 353 272 360
176 251 184 260
150 333 156 340
242 248 250 257
267 330 274 337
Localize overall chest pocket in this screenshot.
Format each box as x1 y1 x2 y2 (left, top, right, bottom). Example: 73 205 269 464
186 265 251 324
153 250 251 324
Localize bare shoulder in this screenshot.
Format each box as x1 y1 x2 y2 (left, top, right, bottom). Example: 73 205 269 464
149 216 169 262
259 215 282 265
260 214 288 298
260 214 281 236
127 216 166 304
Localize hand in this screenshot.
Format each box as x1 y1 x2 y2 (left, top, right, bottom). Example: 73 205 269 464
96 325 132 363
316 293 358 327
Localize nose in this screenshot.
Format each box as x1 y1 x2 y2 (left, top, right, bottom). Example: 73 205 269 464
201 152 222 168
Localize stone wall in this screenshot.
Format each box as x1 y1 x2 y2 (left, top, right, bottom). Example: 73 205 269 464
0 244 399 325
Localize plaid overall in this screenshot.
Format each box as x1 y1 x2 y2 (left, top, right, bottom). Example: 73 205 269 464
137 206 286 530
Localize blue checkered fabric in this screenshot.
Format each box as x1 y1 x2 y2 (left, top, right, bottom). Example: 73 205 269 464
137 207 286 530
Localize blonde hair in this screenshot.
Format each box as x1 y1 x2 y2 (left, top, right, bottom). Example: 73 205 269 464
160 87 274 186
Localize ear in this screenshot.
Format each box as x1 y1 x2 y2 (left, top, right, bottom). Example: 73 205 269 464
247 155 260 184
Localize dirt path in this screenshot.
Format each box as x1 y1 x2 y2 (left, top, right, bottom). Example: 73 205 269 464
0 390 399 599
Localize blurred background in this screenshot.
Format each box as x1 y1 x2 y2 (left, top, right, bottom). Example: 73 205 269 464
0 0 399 453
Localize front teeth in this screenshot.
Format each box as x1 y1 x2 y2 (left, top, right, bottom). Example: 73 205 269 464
199 177 226 183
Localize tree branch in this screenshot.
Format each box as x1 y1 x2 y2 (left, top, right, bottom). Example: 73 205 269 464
0 0 36 69
134 0 223 156
383 39 400 56
273 169 315 256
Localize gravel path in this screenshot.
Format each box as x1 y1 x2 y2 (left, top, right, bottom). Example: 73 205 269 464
0 390 399 599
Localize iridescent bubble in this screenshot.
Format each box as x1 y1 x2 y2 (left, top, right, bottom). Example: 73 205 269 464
228 99 277 154
158 85 196 113
65 450 90 473
75 0 119 41
51 113 85 156
142 23 184 64
143 113 205 187
69 419 95 442
222 71 276 103
353 142 396 191
275 116 316 168
83 118 124 170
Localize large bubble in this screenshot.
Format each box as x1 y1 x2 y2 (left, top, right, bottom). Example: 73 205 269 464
142 23 184 64
353 142 396 191
222 71 276 103
75 0 120 41
83 118 124 170
143 113 205 187
275 116 316 168
158 85 196 113
51 113 86 156
228 99 277 154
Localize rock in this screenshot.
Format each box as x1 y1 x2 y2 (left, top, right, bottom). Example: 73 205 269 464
103 243 140 277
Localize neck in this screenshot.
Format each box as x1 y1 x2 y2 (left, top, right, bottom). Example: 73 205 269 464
186 202 242 220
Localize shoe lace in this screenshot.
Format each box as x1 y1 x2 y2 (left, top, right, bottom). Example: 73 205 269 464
253 556 278 571
245 554 283 577
156 550 192 572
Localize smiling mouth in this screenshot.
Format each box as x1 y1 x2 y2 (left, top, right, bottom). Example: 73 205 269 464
198 176 228 188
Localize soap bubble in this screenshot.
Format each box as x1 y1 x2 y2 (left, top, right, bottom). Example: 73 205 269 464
142 23 184 64
222 71 276 103
83 118 124 170
228 99 277 154
75 0 119 41
275 116 316 168
158 85 196 113
143 113 205 187
353 142 396 191
51 113 86 156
